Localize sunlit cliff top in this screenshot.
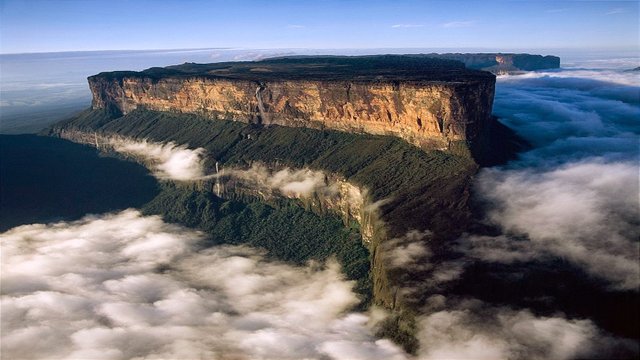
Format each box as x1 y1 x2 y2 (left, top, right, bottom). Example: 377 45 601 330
90 55 495 83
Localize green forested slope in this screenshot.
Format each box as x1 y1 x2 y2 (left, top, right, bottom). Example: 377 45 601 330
142 183 371 308
52 108 477 238
50 108 479 352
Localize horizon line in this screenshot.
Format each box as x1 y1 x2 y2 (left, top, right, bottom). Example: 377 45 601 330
2 45 639 57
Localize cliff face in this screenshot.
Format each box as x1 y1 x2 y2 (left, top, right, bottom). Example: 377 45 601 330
56 127 411 330
50 107 482 352
429 53 561 73
89 56 495 151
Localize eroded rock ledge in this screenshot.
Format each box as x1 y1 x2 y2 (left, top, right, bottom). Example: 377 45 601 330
89 55 496 152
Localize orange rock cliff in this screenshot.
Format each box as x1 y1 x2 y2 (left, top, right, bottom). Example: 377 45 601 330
88 55 496 151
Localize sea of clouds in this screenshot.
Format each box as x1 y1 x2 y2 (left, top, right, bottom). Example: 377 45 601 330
464 60 640 291
1 210 407 360
382 229 634 360
3 211 627 360
2 56 638 359
376 58 639 358
108 138 207 181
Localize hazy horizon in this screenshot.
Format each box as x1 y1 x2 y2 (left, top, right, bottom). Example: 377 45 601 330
2 45 639 56
1 0 638 54
1 46 638 135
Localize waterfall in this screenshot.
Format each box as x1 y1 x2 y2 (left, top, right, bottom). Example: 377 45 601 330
255 85 269 125
215 161 221 197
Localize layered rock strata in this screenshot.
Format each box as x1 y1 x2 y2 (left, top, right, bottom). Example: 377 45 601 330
89 56 496 151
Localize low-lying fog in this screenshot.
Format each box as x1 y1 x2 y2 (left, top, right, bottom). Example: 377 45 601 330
478 59 639 290
1 51 638 359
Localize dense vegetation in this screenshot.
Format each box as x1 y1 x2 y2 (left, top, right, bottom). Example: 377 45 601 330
143 183 371 307
52 108 478 238
1 132 372 308
91 54 493 83
50 108 478 352
45 106 638 354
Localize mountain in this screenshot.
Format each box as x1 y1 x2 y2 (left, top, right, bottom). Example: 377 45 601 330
88 55 495 153
426 53 561 74
47 54 531 352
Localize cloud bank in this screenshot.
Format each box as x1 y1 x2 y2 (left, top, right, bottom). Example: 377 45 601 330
1 210 407 360
470 59 640 290
108 138 207 181
379 230 628 360
416 299 614 360
375 61 639 357
3 212 627 359
382 230 464 296
220 163 366 205
474 161 639 289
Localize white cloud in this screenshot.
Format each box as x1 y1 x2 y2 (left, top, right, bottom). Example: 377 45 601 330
108 138 206 181
5 211 625 359
381 230 466 303
391 24 425 28
474 161 640 290
383 230 432 269
497 68 640 87
442 20 476 28
270 166 326 196
416 301 602 360
104 138 368 203
221 163 327 198
219 163 366 205
485 65 640 290
287 24 305 29
460 234 543 264
0 210 408 360
605 8 625 15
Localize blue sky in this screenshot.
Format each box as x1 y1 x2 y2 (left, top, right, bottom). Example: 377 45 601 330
0 0 638 54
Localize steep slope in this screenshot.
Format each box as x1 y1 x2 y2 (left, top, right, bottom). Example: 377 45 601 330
88 55 495 152
49 108 480 351
45 55 522 352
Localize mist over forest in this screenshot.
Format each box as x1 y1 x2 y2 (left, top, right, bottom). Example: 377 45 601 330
1 46 638 360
